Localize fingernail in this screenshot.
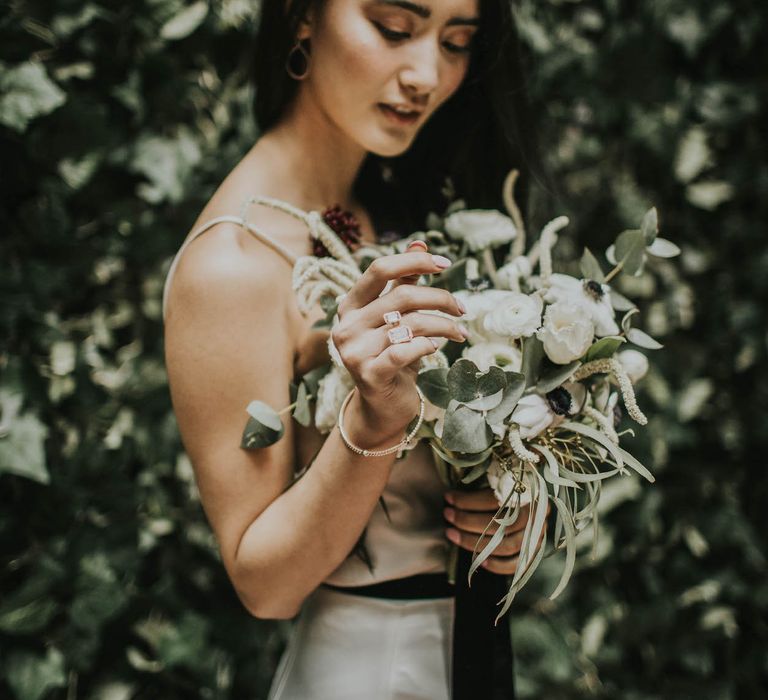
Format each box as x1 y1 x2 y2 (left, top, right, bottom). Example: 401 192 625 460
431 255 452 269
454 295 467 314
459 324 471 339
445 528 460 544
444 492 455 504
407 240 428 250
443 507 455 522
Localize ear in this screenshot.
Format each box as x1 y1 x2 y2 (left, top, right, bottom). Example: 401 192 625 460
296 4 316 41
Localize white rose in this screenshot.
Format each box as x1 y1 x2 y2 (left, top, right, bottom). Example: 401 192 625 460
314 366 355 434
496 256 533 292
444 209 517 252
537 302 594 364
511 394 555 439
454 289 516 345
617 349 649 383
462 342 522 373
483 292 543 340
543 273 620 337
487 458 534 507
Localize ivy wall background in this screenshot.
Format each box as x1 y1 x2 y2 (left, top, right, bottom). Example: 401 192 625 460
2 0 766 698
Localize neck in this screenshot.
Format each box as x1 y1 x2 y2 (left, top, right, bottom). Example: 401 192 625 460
252 86 370 213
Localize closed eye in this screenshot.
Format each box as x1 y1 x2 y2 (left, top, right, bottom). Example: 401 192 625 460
372 20 473 54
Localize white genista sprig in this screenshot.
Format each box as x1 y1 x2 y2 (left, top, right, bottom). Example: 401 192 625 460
573 358 648 425
537 216 570 282
583 405 620 444
292 256 361 315
508 426 540 463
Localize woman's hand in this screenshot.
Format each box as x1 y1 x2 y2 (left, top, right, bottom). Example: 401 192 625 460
443 487 550 575
331 241 470 445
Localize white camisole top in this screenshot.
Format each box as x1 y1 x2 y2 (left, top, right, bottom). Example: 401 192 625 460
161 195 449 587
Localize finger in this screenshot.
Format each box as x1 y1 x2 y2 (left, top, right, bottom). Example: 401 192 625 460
444 505 529 536
341 251 453 312
363 311 468 356
446 527 525 557
444 488 501 512
361 336 442 379
481 553 520 575
482 527 547 574
360 284 465 329
389 240 430 290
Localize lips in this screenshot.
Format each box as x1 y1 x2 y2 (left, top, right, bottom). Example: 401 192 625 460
378 103 422 125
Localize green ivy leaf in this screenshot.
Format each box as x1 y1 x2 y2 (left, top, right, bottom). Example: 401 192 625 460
0 61 66 132
5 647 67 700
0 408 50 485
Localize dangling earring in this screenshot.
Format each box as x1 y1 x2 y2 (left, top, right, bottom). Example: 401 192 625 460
285 38 310 80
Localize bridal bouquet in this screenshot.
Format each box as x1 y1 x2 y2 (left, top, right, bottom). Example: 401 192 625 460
241 169 680 620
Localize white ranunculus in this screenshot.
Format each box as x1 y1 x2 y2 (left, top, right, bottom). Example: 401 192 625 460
543 273 620 337
462 342 522 373
483 292 543 340
486 458 534 507
537 301 594 364
617 349 649 383
314 366 355 434
453 289 516 345
444 209 518 252
496 256 533 292
511 394 555 439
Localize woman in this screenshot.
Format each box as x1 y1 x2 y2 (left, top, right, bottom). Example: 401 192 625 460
162 0 545 697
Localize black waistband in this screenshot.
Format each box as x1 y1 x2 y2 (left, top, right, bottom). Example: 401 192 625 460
321 572 456 600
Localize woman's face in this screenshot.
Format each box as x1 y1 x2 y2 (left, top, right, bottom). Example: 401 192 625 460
299 0 480 157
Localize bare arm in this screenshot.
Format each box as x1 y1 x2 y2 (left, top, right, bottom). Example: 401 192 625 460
164 228 465 618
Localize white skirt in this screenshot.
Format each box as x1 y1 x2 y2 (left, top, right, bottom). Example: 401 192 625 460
266 585 455 700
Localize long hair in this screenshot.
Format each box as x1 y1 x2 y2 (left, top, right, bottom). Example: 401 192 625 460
251 0 548 236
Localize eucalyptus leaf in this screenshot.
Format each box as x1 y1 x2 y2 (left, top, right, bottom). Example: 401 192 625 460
614 229 646 276
584 336 626 362
521 335 544 388
548 496 577 600
460 463 489 484
417 367 450 408
440 402 492 453
618 447 656 482
646 237 681 258
485 371 525 425
429 441 493 469
464 388 504 411
627 327 664 349
537 360 580 393
580 247 605 282
241 400 284 449
610 288 636 312
641 207 659 245
293 382 311 427
621 307 640 335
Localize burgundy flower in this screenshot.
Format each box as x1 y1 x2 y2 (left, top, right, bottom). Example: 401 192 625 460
314 204 363 257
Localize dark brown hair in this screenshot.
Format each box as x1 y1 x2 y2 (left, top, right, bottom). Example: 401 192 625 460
251 0 547 236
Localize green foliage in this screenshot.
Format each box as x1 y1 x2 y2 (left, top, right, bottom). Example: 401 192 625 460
1 0 766 699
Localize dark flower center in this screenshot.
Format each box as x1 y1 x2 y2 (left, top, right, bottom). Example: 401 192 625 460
583 279 604 300
546 387 573 416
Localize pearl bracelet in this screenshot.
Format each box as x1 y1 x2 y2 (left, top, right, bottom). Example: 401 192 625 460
337 385 426 457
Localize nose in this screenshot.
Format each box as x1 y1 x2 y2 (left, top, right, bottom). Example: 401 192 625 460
398 38 440 100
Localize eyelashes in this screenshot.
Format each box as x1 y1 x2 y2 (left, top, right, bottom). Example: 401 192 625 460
371 20 472 55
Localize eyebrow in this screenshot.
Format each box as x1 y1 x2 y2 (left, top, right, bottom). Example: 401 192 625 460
373 0 480 26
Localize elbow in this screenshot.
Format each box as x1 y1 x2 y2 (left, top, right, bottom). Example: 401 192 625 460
241 596 301 621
